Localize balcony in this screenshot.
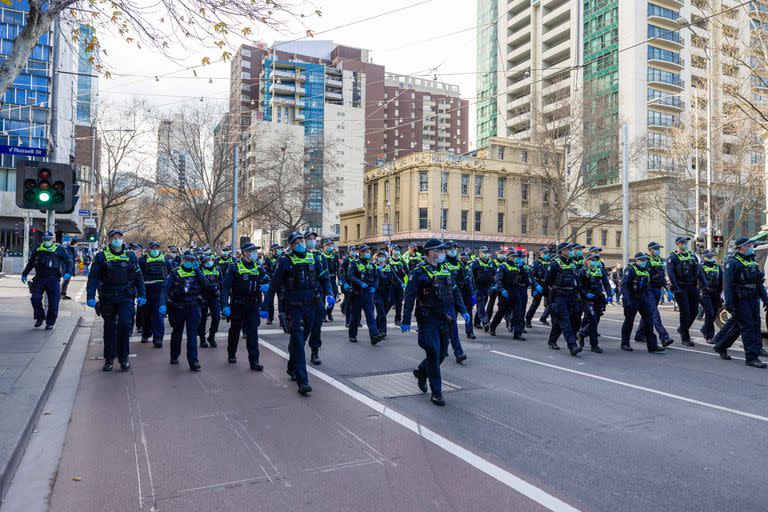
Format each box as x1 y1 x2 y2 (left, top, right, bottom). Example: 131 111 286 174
647 3 680 25
647 24 683 49
508 7 530 30
326 78 343 88
295 111 305 121
325 91 343 101
647 68 683 90
542 1 570 28
647 46 683 70
543 22 570 47
507 23 531 48
508 40 532 66
542 38 570 65
271 69 296 80
269 82 296 95
647 91 683 111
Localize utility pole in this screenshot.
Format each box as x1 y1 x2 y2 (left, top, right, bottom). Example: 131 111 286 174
621 124 630 264
694 89 700 238
231 145 239 250
705 48 713 250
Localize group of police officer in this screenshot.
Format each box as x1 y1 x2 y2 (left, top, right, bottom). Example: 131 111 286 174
21 225 768 405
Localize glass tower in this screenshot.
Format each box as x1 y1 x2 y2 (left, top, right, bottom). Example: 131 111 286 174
476 0 498 149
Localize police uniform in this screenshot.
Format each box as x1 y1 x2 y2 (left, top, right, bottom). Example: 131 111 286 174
161 253 210 370
199 258 222 348
86 232 146 371
489 253 524 338
470 248 495 328
261 233 333 394
458 252 477 339
138 242 171 347
525 248 551 326
667 237 700 346
402 239 469 406
215 246 234 277
544 243 583 355
346 245 384 344
620 254 664 353
60 239 79 299
513 250 531 336
485 252 507 321
374 255 395 336
221 245 271 369
634 242 672 345
339 247 356 327
388 246 407 324
404 246 424 273
22 232 73 329
441 243 471 359
321 240 340 321
697 252 723 343
306 232 328 362
577 255 612 351
262 244 283 325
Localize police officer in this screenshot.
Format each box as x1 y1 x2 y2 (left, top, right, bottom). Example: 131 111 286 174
389 245 407 325
262 243 284 327
199 254 222 348
525 247 550 328
570 243 586 269
60 237 79 299
216 244 234 276
544 242 582 355
485 247 508 322
221 242 271 370
698 249 723 345
339 245 356 328
458 250 477 339
261 232 334 394
138 241 171 347
86 229 146 371
160 250 209 371
374 250 395 337
404 242 424 272
321 239 339 321
577 253 612 352
401 238 471 406
489 249 524 339
714 238 768 367
635 241 673 346
513 250 531 335
470 245 495 330
346 244 384 344
21 230 73 329
441 241 471 360
305 231 327 362
667 236 700 347
168 245 181 269
621 253 665 353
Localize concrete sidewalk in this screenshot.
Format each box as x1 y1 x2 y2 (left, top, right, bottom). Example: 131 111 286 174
0 276 84 500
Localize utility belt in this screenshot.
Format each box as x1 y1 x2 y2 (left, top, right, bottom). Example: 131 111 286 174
415 305 453 324
98 285 134 298
231 294 261 305
169 296 201 308
550 285 576 298
284 296 321 308
735 284 758 300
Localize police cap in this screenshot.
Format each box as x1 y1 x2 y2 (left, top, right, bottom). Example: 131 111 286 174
557 242 571 252
648 241 663 250
570 242 583 250
734 237 752 248
287 231 305 245
408 242 418 248
304 230 318 239
675 236 691 245
181 250 197 260
357 244 370 252
40 230 54 240
586 253 601 261
241 242 258 252
424 238 447 252
445 240 458 249
702 249 716 257
588 246 602 253
478 246 489 252
634 252 648 260
148 241 160 249
107 229 123 238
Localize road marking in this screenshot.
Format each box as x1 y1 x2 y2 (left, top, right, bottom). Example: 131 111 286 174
491 350 768 423
599 335 745 360
260 339 581 512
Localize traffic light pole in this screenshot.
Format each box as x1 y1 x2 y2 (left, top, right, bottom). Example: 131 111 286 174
46 209 54 234
22 212 30 263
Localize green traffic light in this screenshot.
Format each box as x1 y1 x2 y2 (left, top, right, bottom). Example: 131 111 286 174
38 191 51 203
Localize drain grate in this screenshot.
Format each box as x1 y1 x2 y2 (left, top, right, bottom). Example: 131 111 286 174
348 372 461 398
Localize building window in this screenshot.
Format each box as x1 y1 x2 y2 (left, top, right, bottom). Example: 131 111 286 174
615 230 622 248
395 211 401 231
460 210 468 231
497 212 504 233
498 145 504 160
356 223 360 240
461 174 469 195
419 208 428 229
497 177 505 198
441 208 448 230
521 182 529 202
395 176 400 198
344 225 348 241
542 217 549 236
441 171 448 193
419 171 428 192
522 149 528 162
586 229 593 245
474 175 483 196
474 211 482 232
384 180 390 202
601 229 608 247
521 214 528 234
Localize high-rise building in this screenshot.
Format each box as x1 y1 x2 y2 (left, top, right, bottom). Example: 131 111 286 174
476 0 499 149
156 113 200 191
74 23 100 217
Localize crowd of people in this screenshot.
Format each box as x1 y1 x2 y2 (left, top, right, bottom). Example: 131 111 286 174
20 228 768 406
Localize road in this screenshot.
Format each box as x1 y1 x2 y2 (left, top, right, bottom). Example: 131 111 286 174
11 294 768 512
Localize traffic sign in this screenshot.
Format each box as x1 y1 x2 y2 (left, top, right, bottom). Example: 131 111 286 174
78 209 92 216
382 223 392 236
84 217 96 227
0 145 47 157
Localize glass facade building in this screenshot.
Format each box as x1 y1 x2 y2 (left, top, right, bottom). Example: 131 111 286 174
476 0 498 149
76 23 95 124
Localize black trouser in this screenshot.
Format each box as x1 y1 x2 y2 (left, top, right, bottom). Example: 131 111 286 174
392 284 404 323
674 285 699 342
199 295 221 343
227 301 261 362
525 291 549 323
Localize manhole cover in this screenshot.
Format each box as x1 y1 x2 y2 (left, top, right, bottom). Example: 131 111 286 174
348 372 461 398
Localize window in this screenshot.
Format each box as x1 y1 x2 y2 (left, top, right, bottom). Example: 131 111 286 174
543 187 549 204
497 177 505 198
586 229 593 245
615 230 622 248
474 175 483 196
461 174 469 195
441 208 448 230
384 180 390 202
419 208 428 229
356 223 360 240
601 229 608 246
521 214 528 234
441 171 448 193
497 145 504 160
497 212 504 233
344 225 348 241
521 182 529 202
395 176 400 198
419 171 428 192
542 217 549 236
474 211 482 232
522 149 528 162
460 210 468 231
395 211 401 231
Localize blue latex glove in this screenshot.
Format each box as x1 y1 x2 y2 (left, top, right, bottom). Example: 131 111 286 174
586 293 595 299
402 283 406 290
471 295 477 305
401 323 411 333
259 309 269 319
21 275 27 284
159 305 167 316
535 284 543 294
343 283 351 291
462 313 471 325
500 289 510 299
259 284 270 293
326 295 336 309
369 287 376 294
361 282 368 289
606 296 613 304
86 299 96 308
63 273 71 281
136 297 147 307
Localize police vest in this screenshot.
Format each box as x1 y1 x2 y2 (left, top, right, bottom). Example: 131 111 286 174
170 267 201 304
378 264 395 287
473 258 495 285
353 260 376 286
416 266 454 311
231 260 264 298
322 251 338 275
102 247 134 287
143 254 167 283
627 265 650 294
584 267 604 293
285 253 319 292
672 251 697 286
532 259 548 281
443 260 462 281
648 254 666 288
499 262 522 289
700 262 721 291
389 257 405 276
552 258 577 290
201 265 221 294
732 254 762 299
34 243 63 273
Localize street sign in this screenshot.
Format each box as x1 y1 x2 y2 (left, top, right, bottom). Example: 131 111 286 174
84 217 96 227
382 223 392 236
78 209 92 216
0 145 47 157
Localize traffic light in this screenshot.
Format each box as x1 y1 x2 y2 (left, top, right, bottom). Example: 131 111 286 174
84 227 97 243
713 235 724 248
15 160 77 212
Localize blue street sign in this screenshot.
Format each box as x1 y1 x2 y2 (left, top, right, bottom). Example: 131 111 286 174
78 209 92 216
0 145 47 157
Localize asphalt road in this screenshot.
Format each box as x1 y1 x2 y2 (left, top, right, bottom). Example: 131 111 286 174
42 298 768 512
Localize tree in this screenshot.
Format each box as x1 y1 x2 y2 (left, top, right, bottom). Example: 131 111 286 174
0 0 320 98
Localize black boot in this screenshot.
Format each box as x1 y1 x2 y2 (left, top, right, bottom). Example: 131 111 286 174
621 342 633 352
430 393 445 406
250 360 264 371
310 350 321 365
34 319 44 328
298 384 312 395
745 359 768 369
455 354 467 363
577 332 585 347
681 340 695 347
569 346 583 356
413 369 427 393
190 361 201 372
120 361 131 371
590 345 603 353
102 359 114 372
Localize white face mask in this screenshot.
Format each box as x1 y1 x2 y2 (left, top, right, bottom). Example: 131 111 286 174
149 249 160 258
204 261 215 268
43 240 54 247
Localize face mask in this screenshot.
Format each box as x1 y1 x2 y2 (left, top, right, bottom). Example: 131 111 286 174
222 250 230 257
204 261 215 268
350 251 358 258
543 254 550 261
434 253 446 264
567 250 574 258
181 261 194 270
361 252 371 260
249 251 259 260
637 260 647 268
679 244 688 251
705 257 715 263
294 243 306 253
193 261 200 269
307 239 317 250
480 252 487 259
393 250 401 257
171 252 178 257
276 249 284 256
746 247 755 256
325 246 333 253
111 239 123 250
589 260 600 268
575 250 583 257
149 249 160 258
447 249 457 258
515 257 523 265
378 257 386 264
43 240 54 247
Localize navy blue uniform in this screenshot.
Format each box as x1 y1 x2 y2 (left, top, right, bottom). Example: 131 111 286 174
375 262 396 335
307 249 329 351
621 265 660 350
635 253 671 343
161 267 209 366
714 254 768 362
87 247 145 364
138 253 171 344
470 256 495 326
199 265 222 346
221 259 270 364
346 258 381 342
389 255 407 323
515 261 531 332
339 256 354 326
577 265 611 346
544 257 581 349
698 260 723 341
489 260 523 336
262 252 331 387
321 250 339 320
60 243 78 296
667 250 700 343
22 242 73 327
485 256 506 320
526 258 550 325
443 257 472 353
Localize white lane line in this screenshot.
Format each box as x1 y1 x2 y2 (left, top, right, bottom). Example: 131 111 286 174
599 335 745 361
259 339 581 512
491 350 768 423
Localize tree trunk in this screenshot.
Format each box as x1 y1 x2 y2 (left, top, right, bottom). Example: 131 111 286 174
0 6 53 99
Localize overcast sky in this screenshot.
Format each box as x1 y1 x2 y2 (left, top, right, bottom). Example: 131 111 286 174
97 0 479 147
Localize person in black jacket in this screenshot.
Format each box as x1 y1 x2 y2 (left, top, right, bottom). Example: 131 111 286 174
388 245 407 325
698 249 723 344
576 253 613 352
470 246 495 329
199 254 223 348
346 244 384 344
321 239 339 321
138 241 171 347
374 250 395 337
60 237 79 299
667 236 700 346
22 230 73 329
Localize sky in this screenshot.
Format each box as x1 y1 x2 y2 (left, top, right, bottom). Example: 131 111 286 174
96 0 479 147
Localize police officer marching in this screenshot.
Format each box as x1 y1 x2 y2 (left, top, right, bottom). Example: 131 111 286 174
667 236 700 347
216 244 234 276
138 241 171 347
159 250 210 371
339 245 356 328
305 231 327 362
401 238 471 407
620 253 665 354
221 242 271 370
488 248 524 339
576 253 612 353
635 241 673 347
21 230 73 329
374 250 395 338
388 245 407 325
261 232 334 395
697 249 723 345
199 254 222 348
321 238 339 322
544 242 582 355
441 241 471 361
458 250 478 340
512 250 531 336
346 244 384 345
404 242 424 272
525 246 550 328
60 237 79 300
168 245 181 269
262 243 284 327
470 245 495 331
86 229 146 371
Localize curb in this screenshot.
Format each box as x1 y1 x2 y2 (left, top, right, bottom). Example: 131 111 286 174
0 313 83 502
